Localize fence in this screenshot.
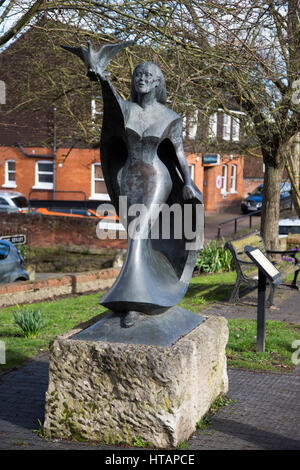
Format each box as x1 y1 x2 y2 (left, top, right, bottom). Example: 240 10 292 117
216 211 261 240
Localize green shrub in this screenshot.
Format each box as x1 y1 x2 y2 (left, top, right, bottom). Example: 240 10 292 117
13 307 47 338
195 240 234 273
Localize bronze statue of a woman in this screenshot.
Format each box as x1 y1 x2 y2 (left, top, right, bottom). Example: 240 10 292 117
63 41 204 328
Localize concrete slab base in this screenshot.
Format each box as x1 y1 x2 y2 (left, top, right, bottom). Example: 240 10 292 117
43 314 228 448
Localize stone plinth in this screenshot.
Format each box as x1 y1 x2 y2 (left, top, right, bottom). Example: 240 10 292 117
43 313 228 448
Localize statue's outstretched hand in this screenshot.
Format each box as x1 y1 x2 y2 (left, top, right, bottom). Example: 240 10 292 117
61 40 133 81
183 184 196 201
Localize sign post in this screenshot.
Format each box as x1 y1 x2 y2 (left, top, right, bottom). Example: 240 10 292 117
244 245 282 352
0 234 26 245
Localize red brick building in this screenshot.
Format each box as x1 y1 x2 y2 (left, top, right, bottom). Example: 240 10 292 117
0 145 244 213
0 22 245 213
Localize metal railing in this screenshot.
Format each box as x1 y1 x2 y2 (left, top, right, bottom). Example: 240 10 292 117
216 199 294 240
217 210 261 240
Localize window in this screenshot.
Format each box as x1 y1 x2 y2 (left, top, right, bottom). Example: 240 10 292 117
188 110 198 140
182 116 187 138
223 113 231 141
0 242 9 259
208 113 217 139
0 80 5 104
0 197 9 206
232 117 240 142
182 110 198 140
230 164 237 193
33 161 54 189
188 164 195 181
91 162 109 200
3 160 16 188
221 164 228 195
91 96 103 121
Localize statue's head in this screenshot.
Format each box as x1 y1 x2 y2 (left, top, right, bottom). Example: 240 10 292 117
130 62 167 104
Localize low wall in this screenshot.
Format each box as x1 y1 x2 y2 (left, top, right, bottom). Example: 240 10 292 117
0 212 128 250
0 268 120 308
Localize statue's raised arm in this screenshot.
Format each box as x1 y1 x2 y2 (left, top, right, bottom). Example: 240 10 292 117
61 40 133 81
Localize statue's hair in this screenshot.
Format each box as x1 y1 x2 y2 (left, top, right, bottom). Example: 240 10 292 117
130 62 167 104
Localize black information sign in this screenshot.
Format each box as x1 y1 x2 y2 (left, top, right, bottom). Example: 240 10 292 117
244 245 282 352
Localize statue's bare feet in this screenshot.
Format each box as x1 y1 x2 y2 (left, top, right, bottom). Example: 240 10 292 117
122 311 140 328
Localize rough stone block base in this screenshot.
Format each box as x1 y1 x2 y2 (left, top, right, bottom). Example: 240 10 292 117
43 315 228 448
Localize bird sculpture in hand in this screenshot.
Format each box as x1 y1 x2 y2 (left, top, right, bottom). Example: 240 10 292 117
61 40 133 80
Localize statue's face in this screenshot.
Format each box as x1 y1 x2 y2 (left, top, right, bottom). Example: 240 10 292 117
134 64 158 95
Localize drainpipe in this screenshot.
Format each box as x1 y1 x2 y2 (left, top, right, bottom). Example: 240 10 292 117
52 107 57 201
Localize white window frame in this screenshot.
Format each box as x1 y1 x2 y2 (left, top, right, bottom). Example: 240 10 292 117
3 160 17 188
188 164 195 182
91 96 103 121
208 113 217 139
182 116 187 138
232 117 240 142
182 109 198 140
230 164 237 193
90 162 110 200
188 110 198 140
33 160 54 190
223 113 231 141
0 80 6 104
221 164 228 195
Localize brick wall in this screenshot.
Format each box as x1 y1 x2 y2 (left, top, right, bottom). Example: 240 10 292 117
203 154 244 212
243 179 264 198
0 146 101 200
0 268 121 308
0 212 128 250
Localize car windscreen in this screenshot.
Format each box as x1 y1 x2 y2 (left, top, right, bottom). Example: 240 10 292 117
279 225 300 235
11 196 29 208
250 186 263 196
0 243 10 259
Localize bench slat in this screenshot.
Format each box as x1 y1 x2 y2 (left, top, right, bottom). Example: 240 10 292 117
225 232 299 306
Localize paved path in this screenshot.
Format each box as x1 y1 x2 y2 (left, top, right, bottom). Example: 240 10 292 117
0 288 299 451
0 353 299 451
205 287 300 324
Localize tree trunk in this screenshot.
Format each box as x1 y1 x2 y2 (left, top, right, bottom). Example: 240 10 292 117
260 161 285 251
286 133 300 218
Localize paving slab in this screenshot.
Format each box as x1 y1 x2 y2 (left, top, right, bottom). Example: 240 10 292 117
205 287 300 324
0 321 299 451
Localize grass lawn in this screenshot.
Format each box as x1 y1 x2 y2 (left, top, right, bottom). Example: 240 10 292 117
0 293 107 374
227 319 300 373
0 271 299 374
179 271 237 312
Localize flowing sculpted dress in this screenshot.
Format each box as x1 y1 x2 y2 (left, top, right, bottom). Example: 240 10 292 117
98 78 204 315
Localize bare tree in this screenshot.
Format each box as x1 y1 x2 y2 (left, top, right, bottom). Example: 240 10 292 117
122 0 300 250
1 0 300 249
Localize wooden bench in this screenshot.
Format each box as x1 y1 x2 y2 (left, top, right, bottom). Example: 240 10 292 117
224 233 299 306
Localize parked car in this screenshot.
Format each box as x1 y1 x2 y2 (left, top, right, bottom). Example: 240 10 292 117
33 206 125 231
33 206 119 220
279 218 300 236
241 182 292 214
0 240 29 283
0 191 30 214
